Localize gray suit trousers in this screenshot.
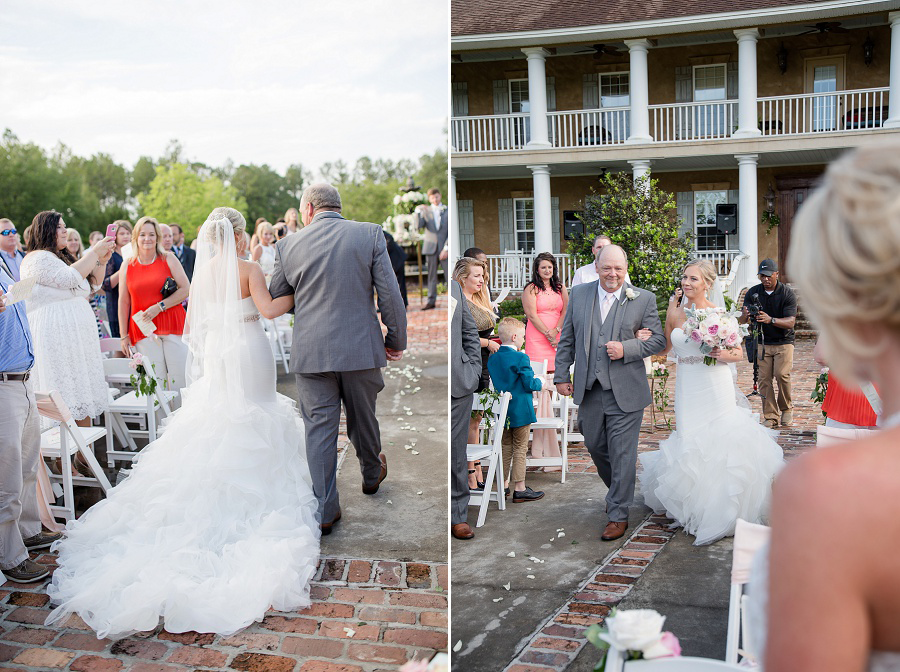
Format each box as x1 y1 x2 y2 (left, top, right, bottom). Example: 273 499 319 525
450 393 474 525
580 385 643 522
426 254 448 303
295 369 385 523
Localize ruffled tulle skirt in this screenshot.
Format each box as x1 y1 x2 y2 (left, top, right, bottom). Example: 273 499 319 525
45 375 320 638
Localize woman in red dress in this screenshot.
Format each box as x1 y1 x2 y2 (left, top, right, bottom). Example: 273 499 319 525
119 216 190 391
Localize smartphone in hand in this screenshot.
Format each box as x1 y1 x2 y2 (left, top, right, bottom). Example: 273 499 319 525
106 223 118 238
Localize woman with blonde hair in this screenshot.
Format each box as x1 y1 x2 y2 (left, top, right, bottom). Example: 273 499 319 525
284 207 300 234
749 144 900 671
251 221 277 278
65 228 84 260
118 216 190 390
453 256 497 490
638 258 784 545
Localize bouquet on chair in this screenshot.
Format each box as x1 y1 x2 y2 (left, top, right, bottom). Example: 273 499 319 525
586 609 681 670
682 306 749 366
129 353 158 399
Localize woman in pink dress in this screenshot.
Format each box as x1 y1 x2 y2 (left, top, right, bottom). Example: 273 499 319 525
522 252 568 463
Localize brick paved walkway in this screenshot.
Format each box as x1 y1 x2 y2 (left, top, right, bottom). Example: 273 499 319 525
1 300 450 672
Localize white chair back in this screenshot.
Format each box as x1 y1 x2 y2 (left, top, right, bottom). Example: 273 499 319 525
466 392 511 527
725 518 771 665
624 658 743 671
815 425 878 447
99 338 122 356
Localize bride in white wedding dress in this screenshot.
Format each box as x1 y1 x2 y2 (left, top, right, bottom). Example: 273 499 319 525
638 260 784 545
45 208 320 638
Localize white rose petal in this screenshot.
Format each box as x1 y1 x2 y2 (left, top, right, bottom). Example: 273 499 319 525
503 583 511 591
527 575 535 579
428 427 436 432
558 532 566 538
453 641 463 652
507 552 516 558
343 627 356 637
411 450 419 455
493 597 503 603
387 500 392 504
416 491 423 495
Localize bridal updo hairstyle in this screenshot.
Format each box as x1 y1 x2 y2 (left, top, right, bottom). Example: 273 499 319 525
203 207 246 243
788 144 900 377
683 259 718 293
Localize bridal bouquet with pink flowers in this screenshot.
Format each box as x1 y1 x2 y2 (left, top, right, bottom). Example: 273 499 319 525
683 306 749 366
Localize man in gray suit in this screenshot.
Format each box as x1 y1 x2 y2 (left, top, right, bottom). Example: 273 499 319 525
416 188 448 310
554 245 666 541
270 183 407 535
450 279 482 540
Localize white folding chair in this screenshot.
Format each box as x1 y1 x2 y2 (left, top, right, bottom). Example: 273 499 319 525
815 425 878 447
726 518 771 666
103 359 178 467
99 337 122 358
262 317 290 374
36 390 112 523
605 647 744 672
466 392 511 528
528 388 569 482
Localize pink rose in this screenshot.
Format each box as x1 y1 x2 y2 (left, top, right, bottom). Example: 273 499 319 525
707 324 719 336
690 330 702 343
726 332 739 346
642 631 682 659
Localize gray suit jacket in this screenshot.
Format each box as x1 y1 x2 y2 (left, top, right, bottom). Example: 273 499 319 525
416 205 449 256
269 212 407 373
451 280 481 399
553 281 666 412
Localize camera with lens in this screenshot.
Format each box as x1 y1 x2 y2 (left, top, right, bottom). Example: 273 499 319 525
746 293 763 319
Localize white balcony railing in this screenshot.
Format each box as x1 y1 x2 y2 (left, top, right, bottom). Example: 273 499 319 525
692 249 742 278
548 107 630 149
485 253 575 293
649 100 738 143
758 87 889 136
450 113 529 153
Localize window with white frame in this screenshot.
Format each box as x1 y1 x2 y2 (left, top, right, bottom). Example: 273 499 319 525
694 190 728 251
600 72 630 141
509 79 530 145
693 64 727 136
514 198 535 252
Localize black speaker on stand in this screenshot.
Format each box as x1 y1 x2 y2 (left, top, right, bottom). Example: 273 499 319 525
563 210 584 240
716 203 738 235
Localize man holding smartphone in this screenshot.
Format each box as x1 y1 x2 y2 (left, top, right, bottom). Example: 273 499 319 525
738 259 798 428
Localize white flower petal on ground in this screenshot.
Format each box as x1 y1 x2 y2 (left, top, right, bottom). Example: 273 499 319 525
343 627 356 637
507 552 515 557
416 491 423 495
427 427 436 432
453 641 462 652
558 532 566 538
411 450 419 455
493 597 503 603
527 575 535 579
503 583 510 591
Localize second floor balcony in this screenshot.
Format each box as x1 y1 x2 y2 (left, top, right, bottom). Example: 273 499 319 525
451 87 890 153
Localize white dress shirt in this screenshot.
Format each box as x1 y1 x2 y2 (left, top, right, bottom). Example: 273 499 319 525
598 285 623 322
431 205 442 231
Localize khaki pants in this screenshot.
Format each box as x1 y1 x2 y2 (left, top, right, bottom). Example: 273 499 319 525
759 343 794 423
0 378 42 570
502 425 531 485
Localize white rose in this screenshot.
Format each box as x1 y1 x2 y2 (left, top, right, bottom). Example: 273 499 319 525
393 195 401 205
599 610 666 652
625 288 636 300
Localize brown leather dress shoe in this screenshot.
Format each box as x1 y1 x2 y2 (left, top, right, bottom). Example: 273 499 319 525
451 522 475 540
321 509 342 536
421 301 436 311
362 454 388 495
601 521 628 541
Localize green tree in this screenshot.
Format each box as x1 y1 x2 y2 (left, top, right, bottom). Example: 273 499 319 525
130 156 156 200
575 172 693 310
230 163 298 226
414 147 448 196
0 130 73 232
137 163 248 241
339 179 401 225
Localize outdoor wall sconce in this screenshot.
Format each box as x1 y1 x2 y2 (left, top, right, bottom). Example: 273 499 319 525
764 183 777 214
863 34 875 66
776 43 788 74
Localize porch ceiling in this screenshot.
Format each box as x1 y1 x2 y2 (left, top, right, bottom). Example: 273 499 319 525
450 129 898 179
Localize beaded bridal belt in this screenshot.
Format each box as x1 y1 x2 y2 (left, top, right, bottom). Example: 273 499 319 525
677 356 704 365
242 313 261 322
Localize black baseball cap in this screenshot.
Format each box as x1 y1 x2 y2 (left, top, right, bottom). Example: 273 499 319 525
758 259 778 276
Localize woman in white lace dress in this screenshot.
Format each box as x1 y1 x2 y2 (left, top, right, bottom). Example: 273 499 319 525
20 211 114 424
638 260 784 545
748 145 900 671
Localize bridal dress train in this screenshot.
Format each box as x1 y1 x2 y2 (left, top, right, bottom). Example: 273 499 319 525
639 327 785 545
46 220 320 639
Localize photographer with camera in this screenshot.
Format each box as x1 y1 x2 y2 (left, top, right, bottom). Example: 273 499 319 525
739 259 797 428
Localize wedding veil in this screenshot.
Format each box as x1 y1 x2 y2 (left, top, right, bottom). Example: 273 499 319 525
182 210 250 412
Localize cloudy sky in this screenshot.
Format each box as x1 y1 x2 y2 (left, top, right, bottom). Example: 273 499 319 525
0 0 448 174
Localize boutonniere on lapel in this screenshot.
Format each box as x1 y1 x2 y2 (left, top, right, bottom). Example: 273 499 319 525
623 287 639 304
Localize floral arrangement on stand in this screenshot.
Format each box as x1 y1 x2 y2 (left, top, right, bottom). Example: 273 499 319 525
649 360 672 430
682 306 749 366
128 352 158 400
585 609 681 671
473 388 503 442
811 367 829 417
382 184 427 247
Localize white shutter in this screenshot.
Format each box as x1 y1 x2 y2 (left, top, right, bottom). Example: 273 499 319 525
498 199 516 252
458 200 475 254
452 82 469 117
677 191 694 245
727 189 740 251
551 196 560 254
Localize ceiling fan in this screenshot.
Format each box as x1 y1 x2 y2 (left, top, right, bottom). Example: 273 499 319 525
574 43 622 60
798 21 849 36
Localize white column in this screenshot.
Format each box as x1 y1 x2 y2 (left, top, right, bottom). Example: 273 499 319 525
733 29 761 138
625 39 653 144
522 47 552 148
883 12 900 128
629 159 652 196
736 154 759 272
528 164 553 253
449 170 460 259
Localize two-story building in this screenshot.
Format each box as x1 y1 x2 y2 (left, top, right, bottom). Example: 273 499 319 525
449 0 900 297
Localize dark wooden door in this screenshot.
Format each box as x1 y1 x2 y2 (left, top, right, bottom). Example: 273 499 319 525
775 175 818 283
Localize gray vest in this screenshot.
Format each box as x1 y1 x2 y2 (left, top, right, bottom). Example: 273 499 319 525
590 294 619 390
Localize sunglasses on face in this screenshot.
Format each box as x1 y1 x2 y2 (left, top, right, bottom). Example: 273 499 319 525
1 229 16 236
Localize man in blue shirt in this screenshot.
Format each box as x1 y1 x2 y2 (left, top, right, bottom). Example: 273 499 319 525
0 267 61 583
0 220 25 281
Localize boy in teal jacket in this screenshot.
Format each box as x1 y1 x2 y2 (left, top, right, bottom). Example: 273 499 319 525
486 318 546 502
